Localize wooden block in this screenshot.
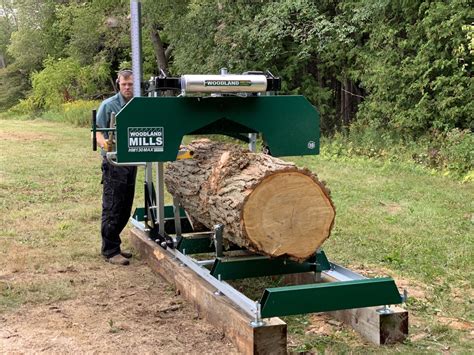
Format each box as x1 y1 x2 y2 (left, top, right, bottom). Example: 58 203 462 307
329 306 408 345
129 228 287 354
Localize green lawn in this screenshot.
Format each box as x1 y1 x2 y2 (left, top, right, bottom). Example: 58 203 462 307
1 118 472 352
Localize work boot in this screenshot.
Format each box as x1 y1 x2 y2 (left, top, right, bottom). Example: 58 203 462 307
106 254 130 266
120 250 133 259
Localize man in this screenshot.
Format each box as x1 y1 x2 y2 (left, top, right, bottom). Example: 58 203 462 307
95 69 136 265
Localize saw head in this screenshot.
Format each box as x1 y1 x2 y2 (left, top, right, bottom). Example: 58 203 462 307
114 70 319 163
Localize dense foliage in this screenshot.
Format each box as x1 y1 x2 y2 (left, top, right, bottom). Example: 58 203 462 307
0 0 472 176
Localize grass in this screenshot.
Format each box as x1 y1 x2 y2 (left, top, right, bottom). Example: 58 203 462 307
0 279 75 312
0 118 473 352
293 155 473 285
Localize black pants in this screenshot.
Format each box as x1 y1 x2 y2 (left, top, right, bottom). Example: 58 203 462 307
101 159 137 258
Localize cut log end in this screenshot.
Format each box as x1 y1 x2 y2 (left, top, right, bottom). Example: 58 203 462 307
243 171 335 260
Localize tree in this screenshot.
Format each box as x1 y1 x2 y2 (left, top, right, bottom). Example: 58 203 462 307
6 0 59 73
0 0 17 68
1 0 472 137
348 0 474 135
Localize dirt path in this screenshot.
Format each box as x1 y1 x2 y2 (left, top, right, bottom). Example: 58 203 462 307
0 260 236 353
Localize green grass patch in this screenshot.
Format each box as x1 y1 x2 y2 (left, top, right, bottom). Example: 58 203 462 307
1 99 100 127
0 118 473 351
0 279 76 312
321 127 474 181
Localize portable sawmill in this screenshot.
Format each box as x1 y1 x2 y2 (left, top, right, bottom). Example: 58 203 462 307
88 3 408 343
91 67 406 325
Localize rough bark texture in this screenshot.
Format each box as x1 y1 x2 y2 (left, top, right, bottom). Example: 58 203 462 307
165 139 335 261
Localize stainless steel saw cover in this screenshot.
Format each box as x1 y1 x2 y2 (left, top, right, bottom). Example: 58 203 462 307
181 74 267 93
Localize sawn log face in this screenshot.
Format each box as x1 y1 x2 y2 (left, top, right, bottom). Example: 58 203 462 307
165 139 335 260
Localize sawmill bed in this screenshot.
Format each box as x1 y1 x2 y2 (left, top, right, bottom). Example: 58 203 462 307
129 227 408 353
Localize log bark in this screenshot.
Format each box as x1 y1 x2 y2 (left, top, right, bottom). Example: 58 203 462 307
165 139 335 261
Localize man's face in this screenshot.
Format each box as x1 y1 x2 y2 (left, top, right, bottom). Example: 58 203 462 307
118 75 133 101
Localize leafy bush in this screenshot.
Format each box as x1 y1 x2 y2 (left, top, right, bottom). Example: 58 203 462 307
352 1 473 136
412 129 474 179
6 97 38 117
321 125 404 160
61 100 101 127
18 57 109 112
441 130 474 174
322 126 473 180
41 100 100 127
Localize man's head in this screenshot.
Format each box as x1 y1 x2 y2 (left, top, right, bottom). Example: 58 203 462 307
117 70 133 102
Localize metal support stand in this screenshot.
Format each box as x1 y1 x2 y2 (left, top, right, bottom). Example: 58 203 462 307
250 302 265 328
402 289 408 303
314 248 322 282
144 162 153 227
148 76 158 97
130 0 142 98
214 274 223 296
155 162 165 236
213 224 224 257
314 272 322 282
173 196 182 238
377 305 394 314
248 133 257 152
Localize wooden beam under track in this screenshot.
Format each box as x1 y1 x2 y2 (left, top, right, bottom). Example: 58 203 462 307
129 227 287 354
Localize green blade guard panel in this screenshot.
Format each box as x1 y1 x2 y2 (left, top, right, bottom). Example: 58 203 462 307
115 96 320 162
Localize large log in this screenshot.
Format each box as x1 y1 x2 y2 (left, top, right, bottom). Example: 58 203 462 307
165 139 335 261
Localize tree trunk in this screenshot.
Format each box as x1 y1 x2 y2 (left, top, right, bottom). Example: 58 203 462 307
343 78 351 126
149 23 169 74
165 139 335 261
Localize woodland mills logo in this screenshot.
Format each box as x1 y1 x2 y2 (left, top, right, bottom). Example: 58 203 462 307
204 80 252 87
128 127 164 152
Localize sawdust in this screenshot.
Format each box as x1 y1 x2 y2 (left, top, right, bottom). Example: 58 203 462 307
0 260 236 354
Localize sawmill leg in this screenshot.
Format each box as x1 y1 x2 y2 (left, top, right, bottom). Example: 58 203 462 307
129 228 287 354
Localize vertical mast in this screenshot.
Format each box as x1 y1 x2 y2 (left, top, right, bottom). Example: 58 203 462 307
130 0 142 97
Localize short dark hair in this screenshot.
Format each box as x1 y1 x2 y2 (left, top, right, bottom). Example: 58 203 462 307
117 69 133 80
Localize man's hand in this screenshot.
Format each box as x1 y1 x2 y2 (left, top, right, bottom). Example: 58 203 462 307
102 141 113 152
95 132 112 152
